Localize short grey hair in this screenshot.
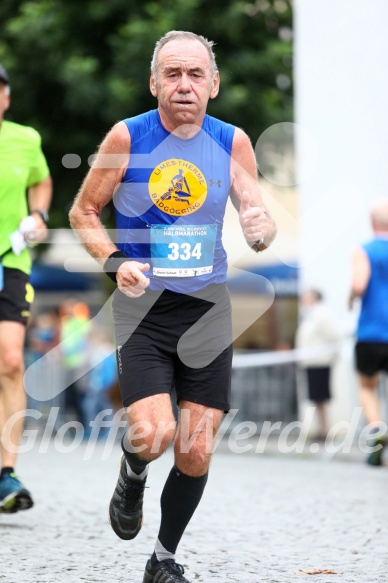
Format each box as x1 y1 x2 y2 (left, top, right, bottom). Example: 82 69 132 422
150 30 218 78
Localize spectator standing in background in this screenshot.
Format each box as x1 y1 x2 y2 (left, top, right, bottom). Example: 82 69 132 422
81 326 117 440
349 198 388 466
27 309 60 361
59 299 91 426
295 289 339 441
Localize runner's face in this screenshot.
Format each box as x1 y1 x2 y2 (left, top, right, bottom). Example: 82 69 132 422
0 84 10 121
150 39 220 130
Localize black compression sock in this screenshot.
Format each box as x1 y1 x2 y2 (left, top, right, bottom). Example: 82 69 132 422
157 465 208 555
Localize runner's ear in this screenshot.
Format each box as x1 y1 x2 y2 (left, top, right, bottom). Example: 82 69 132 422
210 71 220 99
150 74 158 97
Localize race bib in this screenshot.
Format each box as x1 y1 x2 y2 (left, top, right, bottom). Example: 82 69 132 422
150 224 217 277
0 263 3 292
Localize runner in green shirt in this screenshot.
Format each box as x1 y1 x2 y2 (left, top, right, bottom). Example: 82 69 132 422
0 64 52 513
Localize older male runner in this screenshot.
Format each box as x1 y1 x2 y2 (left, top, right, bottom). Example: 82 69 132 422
70 31 276 583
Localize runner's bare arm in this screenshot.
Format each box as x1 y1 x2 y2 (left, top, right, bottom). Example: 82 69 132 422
28 175 52 217
230 127 277 250
69 122 150 297
348 246 371 309
26 175 53 242
69 121 130 265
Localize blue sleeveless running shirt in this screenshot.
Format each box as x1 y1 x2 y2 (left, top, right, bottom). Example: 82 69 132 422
114 109 236 293
356 237 388 342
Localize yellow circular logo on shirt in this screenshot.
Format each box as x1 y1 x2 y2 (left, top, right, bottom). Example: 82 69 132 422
148 159 207 216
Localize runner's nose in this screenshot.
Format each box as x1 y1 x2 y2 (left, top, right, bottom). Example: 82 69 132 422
177 73 191 93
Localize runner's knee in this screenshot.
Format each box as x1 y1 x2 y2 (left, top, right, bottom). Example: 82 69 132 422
0 348 24 379
127 419 176 458
174 437 212 476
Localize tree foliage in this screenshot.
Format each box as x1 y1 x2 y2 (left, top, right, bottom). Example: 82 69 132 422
0 0 293 225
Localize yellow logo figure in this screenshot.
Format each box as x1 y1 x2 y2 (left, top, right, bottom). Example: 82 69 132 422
25 283 35 304
149 159 207 216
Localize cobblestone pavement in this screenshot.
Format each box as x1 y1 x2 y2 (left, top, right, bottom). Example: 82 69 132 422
0 438 387 583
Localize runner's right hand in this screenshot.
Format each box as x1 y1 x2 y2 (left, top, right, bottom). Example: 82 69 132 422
116 261 150 298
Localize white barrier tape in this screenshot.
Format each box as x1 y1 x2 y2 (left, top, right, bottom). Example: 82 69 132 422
232 341 348 369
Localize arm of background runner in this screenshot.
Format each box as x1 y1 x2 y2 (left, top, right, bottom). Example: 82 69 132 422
68 121 150 296
26 175 53 243
229 127 277 251
348 246 371 309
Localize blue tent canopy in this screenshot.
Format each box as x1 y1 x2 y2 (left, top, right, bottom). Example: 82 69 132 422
227 263 299 297
30 264 101 292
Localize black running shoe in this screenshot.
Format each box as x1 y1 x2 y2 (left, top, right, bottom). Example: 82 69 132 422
108 456 147 540
143 559 191 583
366 435 386 466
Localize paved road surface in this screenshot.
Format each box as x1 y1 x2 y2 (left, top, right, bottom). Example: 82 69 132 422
0 439 387 583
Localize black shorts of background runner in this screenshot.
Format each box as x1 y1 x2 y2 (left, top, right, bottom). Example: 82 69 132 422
306 367 331 403
0 267 33 325
355 341 388 377
112 283 233 412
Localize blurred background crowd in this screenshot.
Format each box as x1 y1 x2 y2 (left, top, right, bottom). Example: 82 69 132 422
25 299 119 438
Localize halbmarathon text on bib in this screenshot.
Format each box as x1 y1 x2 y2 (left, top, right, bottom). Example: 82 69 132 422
150 224 217 277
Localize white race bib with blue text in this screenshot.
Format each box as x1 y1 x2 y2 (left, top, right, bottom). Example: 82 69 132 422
150 224 217 277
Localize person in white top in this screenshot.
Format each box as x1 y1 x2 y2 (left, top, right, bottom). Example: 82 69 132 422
295 289 340 440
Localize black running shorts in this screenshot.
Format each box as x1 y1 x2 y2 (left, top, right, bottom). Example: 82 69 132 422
112 283 233 412
355 341 388 377
0 267 34 325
